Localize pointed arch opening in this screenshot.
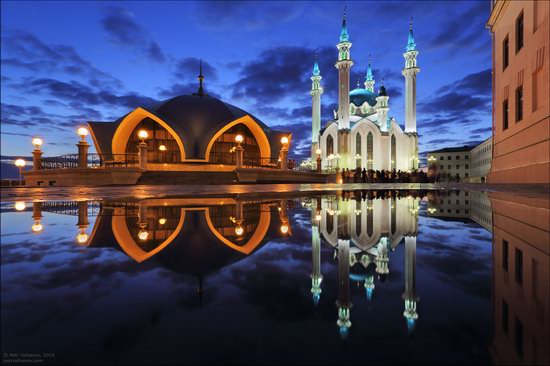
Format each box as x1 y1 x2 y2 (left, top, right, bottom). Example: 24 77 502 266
367 132 373 170
391 135 397 170
355 133 362 168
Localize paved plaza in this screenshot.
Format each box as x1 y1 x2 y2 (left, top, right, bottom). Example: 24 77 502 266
2 183 548 202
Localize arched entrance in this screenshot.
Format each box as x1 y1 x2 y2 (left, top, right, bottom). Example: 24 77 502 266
125 118 183 163
208 124 260 164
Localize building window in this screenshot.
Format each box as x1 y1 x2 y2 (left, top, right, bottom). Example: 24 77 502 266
440 165 444 170
503 99 509 130
439 208 443 213
503 35 509 70
448 165 451 170
456 156 460 160
447 209 451 213
503 240 509 271
515 317 524 359
440 199 444 204
439 156 444 160
455 209 460 214
209 124 260 164
465 155 469 159
327 135 334 156
465 209 469 214
502 300 509 334
465 200 469 204
465 164 469 169
515 248 523 284
456 199 460 204
516 86 523 122
456 165 460 169
447 156 451 160
516 11 524 53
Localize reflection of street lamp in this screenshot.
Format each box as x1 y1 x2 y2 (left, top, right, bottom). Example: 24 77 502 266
158 218 167 225
138 229 149 241
280 224 289 234
14 159 26 186
235 225 244 236
31 202 43 233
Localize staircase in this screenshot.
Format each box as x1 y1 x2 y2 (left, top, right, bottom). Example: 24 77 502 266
137 171 237 185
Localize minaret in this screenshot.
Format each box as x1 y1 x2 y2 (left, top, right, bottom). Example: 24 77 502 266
402 236 419 333
402 17 420 133
364 54 375 92
335 9 353 130
197 59 205 96
376 80 390 132
311 53 324 159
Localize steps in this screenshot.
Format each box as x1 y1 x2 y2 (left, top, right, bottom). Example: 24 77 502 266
137 171 237 185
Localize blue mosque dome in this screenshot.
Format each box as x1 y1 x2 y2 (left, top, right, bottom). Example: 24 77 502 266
349 88 378 107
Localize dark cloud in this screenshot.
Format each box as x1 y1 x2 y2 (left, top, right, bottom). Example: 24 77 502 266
174 57 218 82
436 69 491 97
0 28 121 87
100 6 166 63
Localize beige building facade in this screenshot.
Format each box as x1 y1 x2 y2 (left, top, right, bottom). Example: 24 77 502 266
487 0 550 183
471 137 493 182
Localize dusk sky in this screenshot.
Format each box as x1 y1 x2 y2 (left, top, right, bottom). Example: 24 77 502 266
1 0 492 162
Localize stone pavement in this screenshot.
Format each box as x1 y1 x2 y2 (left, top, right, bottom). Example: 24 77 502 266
1 183 548 202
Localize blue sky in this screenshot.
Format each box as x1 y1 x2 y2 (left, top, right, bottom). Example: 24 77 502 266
1 0 492 162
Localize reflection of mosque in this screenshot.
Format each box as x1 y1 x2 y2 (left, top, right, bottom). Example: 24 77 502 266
310 191 420 337
26 198 293 300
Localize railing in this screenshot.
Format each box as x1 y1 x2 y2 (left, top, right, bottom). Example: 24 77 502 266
88 153 138 168
243 156 280 169
208 152 236 165
42 154 79 170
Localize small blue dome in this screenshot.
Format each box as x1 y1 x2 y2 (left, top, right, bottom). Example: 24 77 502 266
349 88 377 107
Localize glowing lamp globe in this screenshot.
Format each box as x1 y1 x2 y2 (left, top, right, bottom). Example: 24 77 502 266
158 218 167 225
14 201 26 211
138 229 149 241
315 214 322 221
281 136 289 145
77 127 89 140
315 149 322 155
15 159 26 168
158 145 167 151
138 130 149 141
32 223 43 232
280 224 289 234
235 134 244 144
235 225 244 236
32 138 43 149
76 232 89 244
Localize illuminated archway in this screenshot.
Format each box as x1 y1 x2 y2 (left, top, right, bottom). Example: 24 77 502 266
112 107 186 160
205 115 271 161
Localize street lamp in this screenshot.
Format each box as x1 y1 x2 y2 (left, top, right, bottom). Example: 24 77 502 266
235 134 244 145
158 145 167 151
14 159 26 186
77 127 89 141
158 218 167 225
138 130 149 142
14 201 26 211
281 136 289 145
32 138 43 150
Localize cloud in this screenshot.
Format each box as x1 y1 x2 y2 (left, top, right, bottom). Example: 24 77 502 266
174 57 218 82
0 28 121 87
100 6 166 63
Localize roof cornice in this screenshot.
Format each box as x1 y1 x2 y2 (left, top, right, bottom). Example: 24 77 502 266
486 0 509 32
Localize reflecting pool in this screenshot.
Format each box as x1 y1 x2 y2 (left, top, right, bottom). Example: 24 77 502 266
1 190 548 364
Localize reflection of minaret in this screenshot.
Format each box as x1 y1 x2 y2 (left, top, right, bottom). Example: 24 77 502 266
402 236 419 333
311 222 323 305
336 239 352 338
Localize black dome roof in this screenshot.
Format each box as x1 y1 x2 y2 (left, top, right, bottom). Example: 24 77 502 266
143 94 273 159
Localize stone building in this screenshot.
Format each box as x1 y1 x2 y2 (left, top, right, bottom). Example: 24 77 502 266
487 0 549 183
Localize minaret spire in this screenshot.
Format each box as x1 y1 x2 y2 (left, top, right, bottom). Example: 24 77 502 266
340 6 349 42
197 59 205 96
406 16 416 51
364 53 375 92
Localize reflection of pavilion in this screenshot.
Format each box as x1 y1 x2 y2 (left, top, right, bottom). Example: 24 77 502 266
310 192 420 336
31 198 289 288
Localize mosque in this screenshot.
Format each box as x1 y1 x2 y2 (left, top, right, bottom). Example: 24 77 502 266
311 15 420 172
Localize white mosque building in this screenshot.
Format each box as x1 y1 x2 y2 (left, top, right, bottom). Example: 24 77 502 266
311 15 420 171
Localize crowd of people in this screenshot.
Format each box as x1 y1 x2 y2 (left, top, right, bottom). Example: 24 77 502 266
339 167 430 183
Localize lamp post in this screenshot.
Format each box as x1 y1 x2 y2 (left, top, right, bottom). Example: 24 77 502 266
76 127 89 168
235 134 244 169
31 202 43 233
137 130 149 170
31 138 43 171
14 159 26 186
280 136 289 171
315 148 322 173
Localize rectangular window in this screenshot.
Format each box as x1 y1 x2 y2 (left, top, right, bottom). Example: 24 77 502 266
503 36 509 69
465 164 469 169
456 156 460 160
515 317 524 359
456 199 460 204
465 155 469 159
439 156 444 160
440 165 444 170
447 156 451 160
502 300 509 334
516 86 523 122
516 11 524 53
456 165 460 169
503 99 509 130
515 248 523 284
503 240 509 271
440 199 444 204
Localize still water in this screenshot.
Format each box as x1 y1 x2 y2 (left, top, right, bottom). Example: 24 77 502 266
1 190 548 365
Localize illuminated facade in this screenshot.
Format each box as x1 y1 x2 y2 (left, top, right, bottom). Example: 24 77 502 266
312 14 419 171
487 0 550 183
